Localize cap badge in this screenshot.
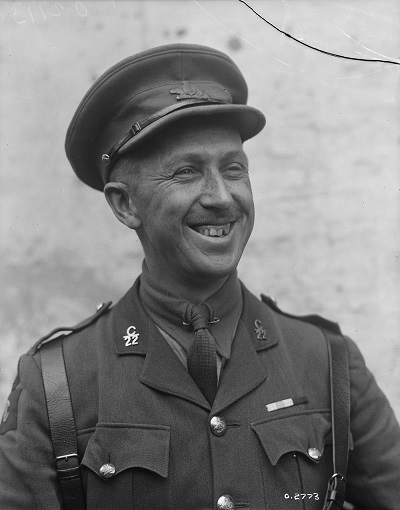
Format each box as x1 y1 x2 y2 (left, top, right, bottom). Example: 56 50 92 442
254 319 267 340
123 325 139 347
170 81 210 101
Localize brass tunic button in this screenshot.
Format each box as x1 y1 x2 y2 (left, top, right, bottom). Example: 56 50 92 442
99 463 116 478
308 447 322 461
217 494 235 510
210 416 227 436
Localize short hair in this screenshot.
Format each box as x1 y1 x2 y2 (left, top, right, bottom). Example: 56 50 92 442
108 154 136 184
107 141 152 186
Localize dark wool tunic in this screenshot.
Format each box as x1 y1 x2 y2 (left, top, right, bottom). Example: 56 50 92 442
1 279 399 509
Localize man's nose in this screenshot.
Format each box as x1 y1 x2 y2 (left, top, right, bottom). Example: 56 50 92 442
199 170 234 210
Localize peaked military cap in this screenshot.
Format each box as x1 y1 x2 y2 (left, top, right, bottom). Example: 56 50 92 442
65 43 266 191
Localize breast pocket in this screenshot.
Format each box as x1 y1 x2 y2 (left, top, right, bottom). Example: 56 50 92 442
251 412 351 509
81 423 171 510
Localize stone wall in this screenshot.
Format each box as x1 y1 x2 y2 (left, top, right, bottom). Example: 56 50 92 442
1 0 399 418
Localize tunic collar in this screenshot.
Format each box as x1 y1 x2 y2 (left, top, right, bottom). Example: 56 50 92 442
139 262 242 360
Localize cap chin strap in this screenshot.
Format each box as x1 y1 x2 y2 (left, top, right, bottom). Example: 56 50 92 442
101 97 227 170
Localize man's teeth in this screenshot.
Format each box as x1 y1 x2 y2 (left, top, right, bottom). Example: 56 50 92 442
194 223 231 237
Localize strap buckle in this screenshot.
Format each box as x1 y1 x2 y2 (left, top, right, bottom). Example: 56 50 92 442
329 473 346 483
56 453 79 463
56 453 81 481
130 122 141 135
323 473 346 509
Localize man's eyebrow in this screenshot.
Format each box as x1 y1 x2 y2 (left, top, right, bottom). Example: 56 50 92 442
221 150 249 164
163 150 248 167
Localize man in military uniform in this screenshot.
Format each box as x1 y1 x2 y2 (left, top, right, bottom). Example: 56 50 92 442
0 44 399 509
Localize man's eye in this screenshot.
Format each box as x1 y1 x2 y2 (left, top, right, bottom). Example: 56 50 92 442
175 168 196 177
224 164 247 175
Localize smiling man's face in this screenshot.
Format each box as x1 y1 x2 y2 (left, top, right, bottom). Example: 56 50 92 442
128 116 255 288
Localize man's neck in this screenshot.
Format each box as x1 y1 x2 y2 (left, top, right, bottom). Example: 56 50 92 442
143 263 233 303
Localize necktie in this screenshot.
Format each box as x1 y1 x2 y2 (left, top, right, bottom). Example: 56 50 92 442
186 303 218 405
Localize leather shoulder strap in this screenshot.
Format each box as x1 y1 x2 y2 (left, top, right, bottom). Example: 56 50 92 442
40 339 86 510
322 330 350 510
37 301 113 508
260 295 350 508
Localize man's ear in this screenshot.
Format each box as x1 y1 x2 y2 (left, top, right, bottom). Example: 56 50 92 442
104 182 141 229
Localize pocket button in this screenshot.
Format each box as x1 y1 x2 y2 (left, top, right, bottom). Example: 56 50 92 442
217 494 235 509
99 463 116 478
307 447 321 461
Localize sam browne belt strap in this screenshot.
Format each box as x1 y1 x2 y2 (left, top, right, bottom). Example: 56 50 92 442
41 338 86 510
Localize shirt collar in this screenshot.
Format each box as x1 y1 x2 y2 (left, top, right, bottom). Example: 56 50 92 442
139 262 243 360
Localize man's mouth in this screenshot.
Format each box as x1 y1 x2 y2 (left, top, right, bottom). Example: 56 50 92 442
190 222 232 238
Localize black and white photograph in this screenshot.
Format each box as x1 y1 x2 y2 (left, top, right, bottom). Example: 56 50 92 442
1 1 399 508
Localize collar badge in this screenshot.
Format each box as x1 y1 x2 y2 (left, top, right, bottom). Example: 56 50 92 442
123 325 139 347
170 81 210 101
254 319 268 340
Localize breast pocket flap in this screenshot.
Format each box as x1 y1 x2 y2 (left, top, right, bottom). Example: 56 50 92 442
82 423 171 478
251 413 335 466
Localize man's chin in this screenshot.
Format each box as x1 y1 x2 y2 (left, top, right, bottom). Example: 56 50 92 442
188 258 239 282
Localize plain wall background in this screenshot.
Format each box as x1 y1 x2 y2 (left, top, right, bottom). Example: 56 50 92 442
1 0 399 418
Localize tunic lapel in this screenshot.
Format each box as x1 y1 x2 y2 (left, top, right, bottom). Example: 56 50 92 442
112 279 211 410
212 286 280 414
140 322 211 411
212 319 267 414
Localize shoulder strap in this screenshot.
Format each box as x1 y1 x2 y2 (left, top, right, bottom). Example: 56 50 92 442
322 330 350 510
261 294 342 335
33 301 112 352
40 339 86 510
